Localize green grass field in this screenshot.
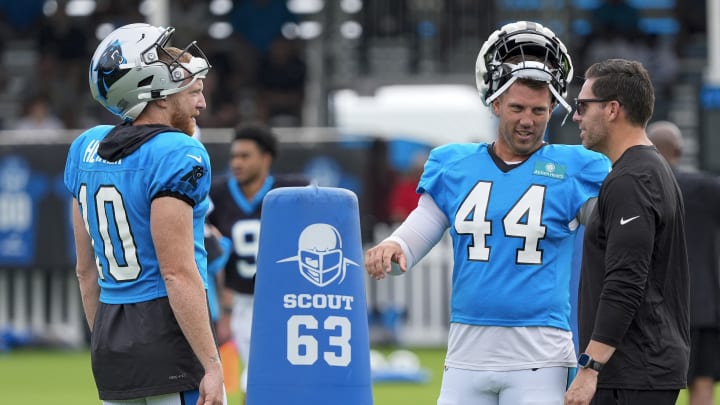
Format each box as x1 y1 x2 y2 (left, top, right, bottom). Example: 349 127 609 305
0 347 698 404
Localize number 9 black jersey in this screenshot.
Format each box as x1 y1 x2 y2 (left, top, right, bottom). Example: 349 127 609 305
208 174 309 294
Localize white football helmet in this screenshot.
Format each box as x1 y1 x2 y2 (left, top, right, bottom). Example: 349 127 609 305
476 21 573 114
89 23 211 121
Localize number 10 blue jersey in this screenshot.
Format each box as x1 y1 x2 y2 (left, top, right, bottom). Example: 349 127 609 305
64 124 212 304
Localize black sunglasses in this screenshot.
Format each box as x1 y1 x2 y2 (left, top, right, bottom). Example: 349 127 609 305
574 98 613 115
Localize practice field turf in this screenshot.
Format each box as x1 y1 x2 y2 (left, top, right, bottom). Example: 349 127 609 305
0 347 696 404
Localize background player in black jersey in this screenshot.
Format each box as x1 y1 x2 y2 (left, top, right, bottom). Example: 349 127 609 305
207 124 309 401
566 59 689 405
648 120 720 405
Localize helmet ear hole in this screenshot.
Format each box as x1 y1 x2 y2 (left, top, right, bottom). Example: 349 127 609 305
138 76 153 87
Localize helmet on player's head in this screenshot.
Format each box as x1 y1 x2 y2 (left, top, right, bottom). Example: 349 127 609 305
89 23 211 122
476 21 573 115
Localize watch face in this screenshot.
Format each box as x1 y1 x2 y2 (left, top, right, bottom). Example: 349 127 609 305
578 353 591 367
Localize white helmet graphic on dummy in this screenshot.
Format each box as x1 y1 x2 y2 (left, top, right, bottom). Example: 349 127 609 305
476 20 574 117
88 23 211 121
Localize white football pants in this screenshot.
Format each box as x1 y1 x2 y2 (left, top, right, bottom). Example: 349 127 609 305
437 366 569 405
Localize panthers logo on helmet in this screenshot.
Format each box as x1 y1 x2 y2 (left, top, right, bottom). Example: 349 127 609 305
93 40 128 100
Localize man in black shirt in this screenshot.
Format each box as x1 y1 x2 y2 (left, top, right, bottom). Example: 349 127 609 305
565 59 690 405
648 120 720 405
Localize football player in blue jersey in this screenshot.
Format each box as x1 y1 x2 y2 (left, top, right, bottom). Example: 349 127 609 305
64 23 225 405
365 21 611 405
207 124 309 401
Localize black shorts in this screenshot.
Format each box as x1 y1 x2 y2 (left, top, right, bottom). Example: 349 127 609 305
91 297 206 400
688 327 720 381
591 388 679 405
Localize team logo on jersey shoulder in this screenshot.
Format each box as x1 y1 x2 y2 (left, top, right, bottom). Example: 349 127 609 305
533 161 566 180
277 223 359 287
181 165 205 188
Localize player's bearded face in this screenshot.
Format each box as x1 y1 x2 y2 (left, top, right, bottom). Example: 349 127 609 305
170 108 195 136
494 83 552 160
168 79 205 136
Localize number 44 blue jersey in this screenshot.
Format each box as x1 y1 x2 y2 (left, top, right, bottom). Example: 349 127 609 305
418 143 610 331
64 124 212 304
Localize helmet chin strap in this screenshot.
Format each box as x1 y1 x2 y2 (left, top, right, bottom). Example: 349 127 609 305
548 84 572 126
484 75 517 106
